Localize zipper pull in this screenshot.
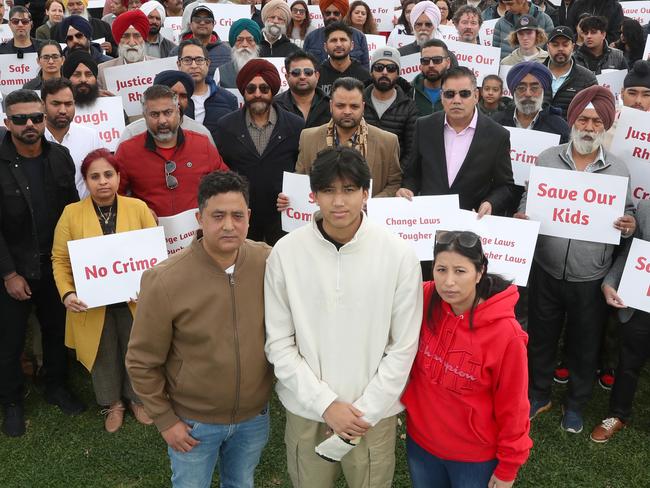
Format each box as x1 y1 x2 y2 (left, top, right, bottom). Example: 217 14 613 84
229 273 235 286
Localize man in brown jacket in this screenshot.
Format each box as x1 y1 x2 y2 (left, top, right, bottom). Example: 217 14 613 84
126 171 273 488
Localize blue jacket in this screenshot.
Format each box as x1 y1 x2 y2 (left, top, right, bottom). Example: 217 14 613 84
303 26 369 69
186 77 238 141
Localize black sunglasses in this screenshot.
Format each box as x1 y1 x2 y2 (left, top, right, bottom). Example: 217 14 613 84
245 83 271 94
9 113 44 125
372 63 399 73
442 89 474 99
66 32 85 42
289 67 315 77
435 230 480 249
420 56 448 65
165 160 178 190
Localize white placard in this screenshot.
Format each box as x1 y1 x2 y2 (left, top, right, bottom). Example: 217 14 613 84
104 57 178 116
505 127 561 186
225 88 245 108
0 53 39 95
366 195 460 260
610 106 650 204
261 57 288 92
399 52 420 82
445 39 500 85
643 36 650 61
67 227 168 308
547 0 561 5
74 96 125 152
365 0 395 32
498 64 513 97
438 24 461 43
479 18 498 47
158 208 199 255
617 238 650 313
622 1 650 25
0 24 13 43
525 166 628 244
281 172 318 232
365 34 387 54
204 4 253 42
163 16 183 44
597 69 627 100
442 209 540 286
387 32 414 48
87 0 104 8
307 5 325 28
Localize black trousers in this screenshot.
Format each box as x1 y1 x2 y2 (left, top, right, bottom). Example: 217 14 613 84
0 261 68 404
527 263 608 412
609 311 650 422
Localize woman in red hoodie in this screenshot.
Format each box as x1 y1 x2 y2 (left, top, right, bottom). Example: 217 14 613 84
402 230 532 488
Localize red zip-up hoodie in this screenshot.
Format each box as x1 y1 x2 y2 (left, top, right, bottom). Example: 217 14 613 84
402 281 532 482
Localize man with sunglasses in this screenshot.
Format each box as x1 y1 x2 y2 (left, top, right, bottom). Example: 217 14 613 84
274 49 332 129
0 89 86 438
115 85 228 218
58 15 111 66
363 47 419 171
53 0 117 57
302 0 369 69
215 59 304 245
0 6 41 54
410 39 450 116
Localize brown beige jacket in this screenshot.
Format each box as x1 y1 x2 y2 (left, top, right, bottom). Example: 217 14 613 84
126 237 273 432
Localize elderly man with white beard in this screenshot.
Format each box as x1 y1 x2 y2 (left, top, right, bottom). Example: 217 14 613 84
97 10 155 90
398 1 458 65
515 85 636 437
218 19 262 89
259 0 300 58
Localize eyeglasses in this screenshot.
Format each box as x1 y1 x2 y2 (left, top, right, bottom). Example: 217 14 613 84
8 113 44 125
165 160 178 189
179 56 208 66
191 15 214 24
291 7 306 14
442 89 473 99
40 54 61 62
324 9 341 16
66 32 86 42
435 230 480 249
514 83 542 95
245 83 271 94
420 56 448 65
10 18 31 25
414 21 433 29
289 67 315 77
372 63 399 73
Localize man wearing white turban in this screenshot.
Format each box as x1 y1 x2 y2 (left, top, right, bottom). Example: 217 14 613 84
398 1 458 64
140 0 176 58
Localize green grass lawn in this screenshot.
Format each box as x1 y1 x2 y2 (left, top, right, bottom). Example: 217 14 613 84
1 362 649 488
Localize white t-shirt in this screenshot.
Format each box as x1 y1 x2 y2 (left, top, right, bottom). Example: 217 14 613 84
192 91 210 124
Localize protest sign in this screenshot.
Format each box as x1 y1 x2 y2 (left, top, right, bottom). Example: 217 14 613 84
498 64 513 96
366 195 460 260
617 238 650 313
104 57 178 116
399 52 420 82
0 25 13 44
68 227 168 308
74 96 125 152
439 24 461 43
479 18 498 47
262 57 289 92
158 208 199 255
204 4 252 41
597 69 627 100
162 17 183 43
621 1 650 25
445 39 500 85
387 32 414 48
644 36 650 62
505 127 561 186
225 88 245 108
308 6 325 28
365 0 395 32
281 172 319 232
610 107 650 204
439 209 540 286
0 53 39 96
88 0 104 8
366 34 388 54
525 166 628 244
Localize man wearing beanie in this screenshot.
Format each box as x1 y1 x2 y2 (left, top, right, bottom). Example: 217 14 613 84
0 6 41 55
517 85 636 435
363 46 419 171
54 0 117 56
98 9 154 90
140 0 177 58
214 59 304 245
259 0 300 58
59 15 111 65
62 49 104 107
171 5 231 79
218 18 262 89
302 0 369 69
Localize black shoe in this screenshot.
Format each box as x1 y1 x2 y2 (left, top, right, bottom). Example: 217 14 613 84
2 403 26 437
45 387 87 416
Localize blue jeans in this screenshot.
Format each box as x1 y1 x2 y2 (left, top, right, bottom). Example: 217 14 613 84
168 407 270 488
406 436 498 488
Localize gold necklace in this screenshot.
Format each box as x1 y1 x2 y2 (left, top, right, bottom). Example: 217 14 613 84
95 202 113 225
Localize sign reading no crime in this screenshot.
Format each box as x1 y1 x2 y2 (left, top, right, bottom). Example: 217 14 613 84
74 96 126 152
610 107 650 204
505 127 561 186
617 238 650 314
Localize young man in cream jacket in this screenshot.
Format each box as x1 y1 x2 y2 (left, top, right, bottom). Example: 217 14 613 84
264 147 423 488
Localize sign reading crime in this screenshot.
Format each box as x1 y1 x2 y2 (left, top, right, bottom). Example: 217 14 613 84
617 238 650 313
505 127 561 186
158 208 199 255
0 53 39 95
205 4 253 41
74 96 126 152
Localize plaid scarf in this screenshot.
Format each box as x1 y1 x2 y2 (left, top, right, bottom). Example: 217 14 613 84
325 117 369 159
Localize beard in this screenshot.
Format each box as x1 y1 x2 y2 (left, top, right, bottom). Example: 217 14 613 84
246 98 271 115
514 94 543 116
149 124 178 142
571 127 606 155
373 76 396 92
416 31 433 46
232 46 260 70
149 25 160 36
333 114 360 129
119 42 145 63
424 69 444 83
72 82 100 107
14 127 42 145
50 114 72 129
263 21 286 40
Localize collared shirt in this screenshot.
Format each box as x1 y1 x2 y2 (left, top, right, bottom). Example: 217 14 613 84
551 59 573 96
564 143 607 173
144 35 162 58
246 106 277 156
443 108 478 186
44 123 103 199
513 108 541 129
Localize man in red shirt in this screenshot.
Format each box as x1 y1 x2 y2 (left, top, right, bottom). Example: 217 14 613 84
116 84 228 217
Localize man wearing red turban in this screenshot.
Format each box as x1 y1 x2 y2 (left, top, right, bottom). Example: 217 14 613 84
97 9 155 90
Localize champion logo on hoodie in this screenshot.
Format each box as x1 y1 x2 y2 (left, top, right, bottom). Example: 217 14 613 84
420 336 481 394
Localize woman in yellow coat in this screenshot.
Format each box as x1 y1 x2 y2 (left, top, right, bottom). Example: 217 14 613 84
52 148 157 433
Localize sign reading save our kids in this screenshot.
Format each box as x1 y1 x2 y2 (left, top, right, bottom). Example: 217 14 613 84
617 238 650 314
525 166 628 245
67 227 168 308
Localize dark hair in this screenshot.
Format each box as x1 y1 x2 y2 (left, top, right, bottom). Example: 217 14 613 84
198 171 250 211
81 148 121 179
452 5 482 26
435 0 453 21
580 15 608 34
421 38 450 56
343 1 377 35
8 5 31 18
397 0 415 35
284 49 320 73
331 76 364 96
428 231 512 330
141 84 178 106
38 39 64 57
324 20 353 41
310 147 371 193
481 74 503 88
177 38 209 60
287 0 311 39
41 77 73 102
45 0 65 11
615 17 644 63
5 89 42 113
441 66 477 90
